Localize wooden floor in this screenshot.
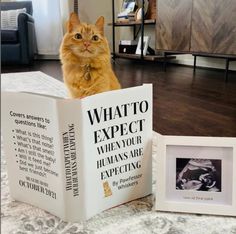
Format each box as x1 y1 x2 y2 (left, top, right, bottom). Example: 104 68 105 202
2 59 236 137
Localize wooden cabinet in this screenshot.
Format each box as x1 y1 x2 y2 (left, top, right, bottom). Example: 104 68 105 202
156 0 236 55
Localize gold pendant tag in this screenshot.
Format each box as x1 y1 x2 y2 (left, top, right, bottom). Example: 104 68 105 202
84 64 91 81
84 72 91 81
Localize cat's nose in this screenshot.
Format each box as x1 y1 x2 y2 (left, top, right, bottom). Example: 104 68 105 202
83 41 91 48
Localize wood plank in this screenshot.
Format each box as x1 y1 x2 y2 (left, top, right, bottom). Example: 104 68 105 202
146 0 156 20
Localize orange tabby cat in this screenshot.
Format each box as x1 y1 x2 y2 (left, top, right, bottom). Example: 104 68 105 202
60 13 121 98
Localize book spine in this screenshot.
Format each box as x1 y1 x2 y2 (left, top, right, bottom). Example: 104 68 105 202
56 100 85 221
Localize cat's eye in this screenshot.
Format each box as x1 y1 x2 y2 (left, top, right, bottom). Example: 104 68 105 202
74 33 82 40
92 35 99 41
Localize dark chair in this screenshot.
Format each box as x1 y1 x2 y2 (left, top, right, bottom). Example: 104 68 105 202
1 1 36 64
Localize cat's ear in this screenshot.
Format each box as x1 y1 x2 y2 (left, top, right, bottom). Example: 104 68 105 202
95 16 104 35
67 12 80 32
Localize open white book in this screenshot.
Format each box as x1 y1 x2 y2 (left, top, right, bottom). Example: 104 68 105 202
1 84 152 222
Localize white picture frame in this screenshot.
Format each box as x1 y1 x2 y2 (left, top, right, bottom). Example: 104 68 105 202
135 36 150 55
155 134 236 216
118 0 136 19
120 0 136 13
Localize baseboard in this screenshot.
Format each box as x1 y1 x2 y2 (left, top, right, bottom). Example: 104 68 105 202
171 56 236 71
35 54 59 60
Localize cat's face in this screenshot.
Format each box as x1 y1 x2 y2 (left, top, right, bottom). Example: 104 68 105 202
63 13 109 59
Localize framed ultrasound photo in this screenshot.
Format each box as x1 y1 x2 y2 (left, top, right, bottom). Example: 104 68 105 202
155 134 236 216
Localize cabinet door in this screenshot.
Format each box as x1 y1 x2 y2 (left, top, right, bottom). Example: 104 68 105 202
156 0 193 51
212 0 236 55
191 0 236 55
191 0 213 53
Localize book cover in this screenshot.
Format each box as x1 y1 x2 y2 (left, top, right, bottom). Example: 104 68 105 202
1 84 153 221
